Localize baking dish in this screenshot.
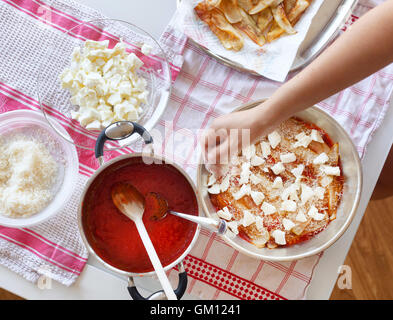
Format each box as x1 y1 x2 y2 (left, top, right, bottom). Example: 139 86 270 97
197 100 363 261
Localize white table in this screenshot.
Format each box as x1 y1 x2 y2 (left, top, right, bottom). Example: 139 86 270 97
1 0 393 300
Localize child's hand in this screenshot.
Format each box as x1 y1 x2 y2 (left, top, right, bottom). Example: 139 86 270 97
201 102 279 176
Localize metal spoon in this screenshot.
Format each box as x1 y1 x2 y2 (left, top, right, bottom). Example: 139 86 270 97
147 192 227 235
111 182 177 300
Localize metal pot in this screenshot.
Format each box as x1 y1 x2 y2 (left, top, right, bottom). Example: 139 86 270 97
77 122 201 300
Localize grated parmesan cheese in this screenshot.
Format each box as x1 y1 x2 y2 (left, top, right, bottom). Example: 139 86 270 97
0 136 58 218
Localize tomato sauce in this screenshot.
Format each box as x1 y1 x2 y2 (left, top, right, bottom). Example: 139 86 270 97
82 158 198 273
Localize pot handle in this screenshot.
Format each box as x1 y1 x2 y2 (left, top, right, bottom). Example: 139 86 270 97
127 263 188 300
95 121 153 164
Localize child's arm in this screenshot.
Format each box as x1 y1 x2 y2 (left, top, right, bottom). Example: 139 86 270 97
203 0 393 166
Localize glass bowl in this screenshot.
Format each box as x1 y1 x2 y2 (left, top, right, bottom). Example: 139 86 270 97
37 19 172 151
0 110 79 227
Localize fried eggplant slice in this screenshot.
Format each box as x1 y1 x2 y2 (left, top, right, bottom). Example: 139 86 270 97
308 140 331 155
237 0 254 12
250 229 270 248
249 0 284 15
195 2 244 51
283 0 297 13
267 0 310 42
206 0 223 9
327 143 340 165
288 0 311 25
253 8 274 32
234 8 266 46
266 22 285 42
219 0 243 23
271 3 296 34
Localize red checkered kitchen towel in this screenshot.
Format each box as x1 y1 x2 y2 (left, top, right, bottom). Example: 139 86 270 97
0 0 392 300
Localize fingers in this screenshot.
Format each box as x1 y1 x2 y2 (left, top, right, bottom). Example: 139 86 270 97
200 127 233 178
201 128 228 162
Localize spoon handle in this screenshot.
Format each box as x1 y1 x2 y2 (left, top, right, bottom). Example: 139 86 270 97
170 211 227 235
134 218 177 300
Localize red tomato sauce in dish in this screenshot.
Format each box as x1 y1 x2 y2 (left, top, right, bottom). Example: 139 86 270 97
82 158 198 273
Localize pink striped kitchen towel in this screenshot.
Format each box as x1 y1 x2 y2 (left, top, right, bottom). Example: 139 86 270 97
0 0 185 286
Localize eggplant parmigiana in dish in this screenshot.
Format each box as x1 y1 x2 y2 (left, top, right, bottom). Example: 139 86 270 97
206 117 344 248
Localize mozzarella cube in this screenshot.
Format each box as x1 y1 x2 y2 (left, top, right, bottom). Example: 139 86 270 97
127 53 144 70
255 216 264 232
295 210 308 223
313 152 329 165
295 132 306 140
233 184 251 200
308 206 325 221
272 230 286 245
250 173 263 185
282 218 296 231
239 162 251 185
126 109 139 121
280 200 297 212
227 221 239 235
321 166 341 176
242 144 256 160
261 202 276 215
250 155 265 166
301 183 314 205
118 80 133 96
268 131 281 149
320 175 333 187
272 162 285 175
291 164 304 178
294 135 312 148
85 120 102 131
241 210 255 227
261 141 271 158
79 108 100 126
311 129 324 143
220 175 231 192
107 92 122 106
217 207 232 220
280 153 296 163
250 190 265 205
281 183 299 202
272 177 283 189
315 187 325 200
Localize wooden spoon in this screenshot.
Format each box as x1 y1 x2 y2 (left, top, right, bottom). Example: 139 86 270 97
111 182 177 300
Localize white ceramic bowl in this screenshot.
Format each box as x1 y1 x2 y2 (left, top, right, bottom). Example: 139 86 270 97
0 110 79 227
197 102 363 261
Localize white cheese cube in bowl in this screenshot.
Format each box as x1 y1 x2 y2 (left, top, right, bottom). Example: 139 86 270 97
38 19 172 151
